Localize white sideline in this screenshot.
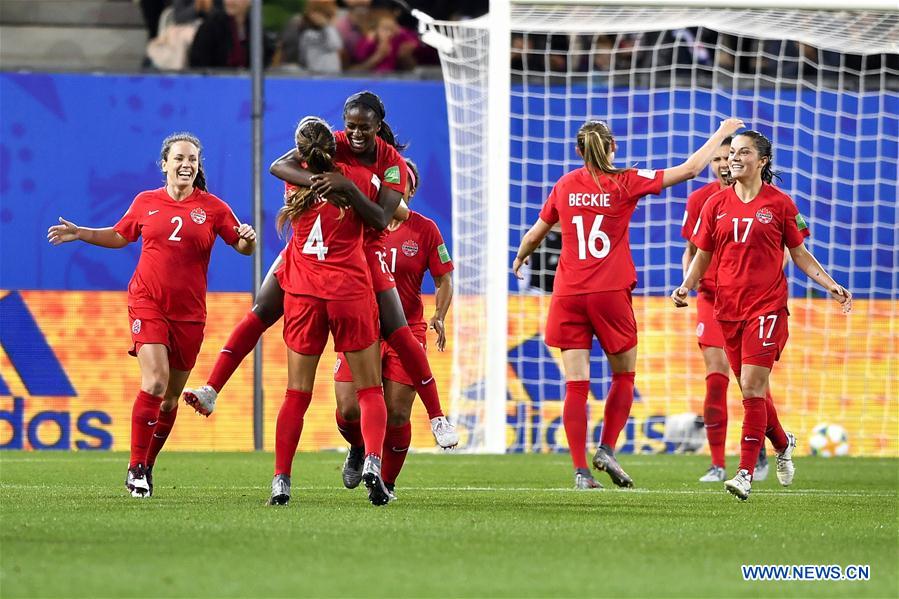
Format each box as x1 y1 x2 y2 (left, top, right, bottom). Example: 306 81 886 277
0 483 893 498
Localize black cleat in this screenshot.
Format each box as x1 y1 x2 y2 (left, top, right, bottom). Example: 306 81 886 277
145 465 154 497
592 445 634 488
361 455 390 506
342 446 365 489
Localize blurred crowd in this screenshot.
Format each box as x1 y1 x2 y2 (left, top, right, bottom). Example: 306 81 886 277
511 30 897 82
139 0 487 73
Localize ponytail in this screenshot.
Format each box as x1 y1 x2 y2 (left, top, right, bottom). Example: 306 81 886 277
276 117 337 235
577 120 626 192
736 130 782 184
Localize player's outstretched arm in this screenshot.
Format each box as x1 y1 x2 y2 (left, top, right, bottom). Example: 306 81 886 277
232 223 257 256
672 248 712 307
47 217 128 248
661 118 745 189
512 218 553 280
270 149 314 187
429 271 453 352
788 242 852 313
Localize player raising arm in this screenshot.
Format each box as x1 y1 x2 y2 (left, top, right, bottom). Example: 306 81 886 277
672 130 851 501
48 133 255 498
513 117 743 489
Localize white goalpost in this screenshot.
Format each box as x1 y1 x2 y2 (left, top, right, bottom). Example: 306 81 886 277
421 1 899 455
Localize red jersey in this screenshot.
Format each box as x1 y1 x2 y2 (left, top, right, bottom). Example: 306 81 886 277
538 166 665 295
692 184 809 322
113 187 240 321
334 131 407 247
681 180 728 295
383 212 454 328
278 163 378 300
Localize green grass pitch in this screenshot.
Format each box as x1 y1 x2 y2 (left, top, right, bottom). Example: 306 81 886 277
1 452 896 598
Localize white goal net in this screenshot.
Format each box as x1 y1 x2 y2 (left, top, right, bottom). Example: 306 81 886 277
424 2 899 456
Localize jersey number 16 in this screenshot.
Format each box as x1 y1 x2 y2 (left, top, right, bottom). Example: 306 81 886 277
572 214 610 260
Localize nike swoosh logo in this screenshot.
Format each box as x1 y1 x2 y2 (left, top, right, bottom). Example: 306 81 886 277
153 433 166 439
148 210 159 215
147 420 158 426
762 341 776 347
744 436 759 442
390 447 408 453
716 213 727 220
421 377 433 385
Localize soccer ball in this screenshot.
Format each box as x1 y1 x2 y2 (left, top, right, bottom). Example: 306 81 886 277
808 423 849 457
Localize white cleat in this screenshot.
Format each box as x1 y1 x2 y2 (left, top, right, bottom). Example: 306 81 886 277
776 432 797 487
430 416 459 449
724 468 752 501
575 471 603 490
183 385 217 417
125 463 151 498
699 465 726 483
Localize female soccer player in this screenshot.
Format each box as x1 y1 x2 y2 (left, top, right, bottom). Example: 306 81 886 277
272 116 391 507
47 133 256 498
682 138 769 483
673 130 852 500
333 159 454 499
183 91 458 448
513 117 744 489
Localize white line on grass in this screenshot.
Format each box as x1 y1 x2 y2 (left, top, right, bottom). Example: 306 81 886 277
0 483 893 498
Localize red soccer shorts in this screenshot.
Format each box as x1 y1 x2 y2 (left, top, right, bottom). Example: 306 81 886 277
365 242 396 293
334 323 427 385
696 292 726 349
544 289 637 355
719 308 789 374
128 307 205 371
283 291 379 355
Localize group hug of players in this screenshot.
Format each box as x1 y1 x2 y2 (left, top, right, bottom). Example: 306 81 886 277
48 92 850 505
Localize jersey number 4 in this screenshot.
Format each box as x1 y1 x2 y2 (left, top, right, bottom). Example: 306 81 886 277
572 214 610 259
303 215 329 260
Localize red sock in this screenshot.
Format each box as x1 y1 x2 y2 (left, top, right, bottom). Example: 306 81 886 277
356 386 387 459
739 397 767 475
207 311 269 393
335 409 364 447
764 390 789 452
145 405 178 467
704 373 729 468
563 380 590 469
386 327 443 419
600 372 635 449
274 389 313 476
130 390 162 467
381 422 412 485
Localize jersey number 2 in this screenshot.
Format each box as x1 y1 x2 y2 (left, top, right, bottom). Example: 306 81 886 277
169 216 183 242
303 215 329 260
572 214 610 259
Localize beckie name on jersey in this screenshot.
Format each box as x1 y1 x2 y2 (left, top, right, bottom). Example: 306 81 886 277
568 193 611 207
